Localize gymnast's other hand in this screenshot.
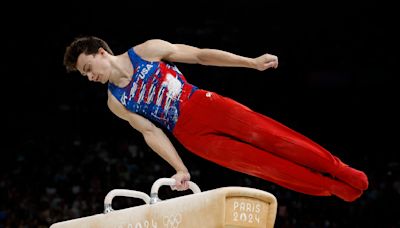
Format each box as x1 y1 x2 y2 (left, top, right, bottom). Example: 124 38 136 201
171 171 191 191
253 53 278 71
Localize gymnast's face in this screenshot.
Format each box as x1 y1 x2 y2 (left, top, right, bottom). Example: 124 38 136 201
76 48 111 84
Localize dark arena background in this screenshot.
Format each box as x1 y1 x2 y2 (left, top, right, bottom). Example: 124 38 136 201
2 2 399 227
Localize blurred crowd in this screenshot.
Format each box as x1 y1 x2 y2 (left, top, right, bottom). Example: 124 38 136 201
1 133 399 228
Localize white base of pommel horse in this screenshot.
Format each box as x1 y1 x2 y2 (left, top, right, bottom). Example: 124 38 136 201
50 178 278 228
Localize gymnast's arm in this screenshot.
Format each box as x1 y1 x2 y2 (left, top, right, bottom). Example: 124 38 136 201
134 39 279 71
107 91 190 190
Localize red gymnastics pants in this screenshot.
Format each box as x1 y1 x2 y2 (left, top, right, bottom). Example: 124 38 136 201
172 90 368 202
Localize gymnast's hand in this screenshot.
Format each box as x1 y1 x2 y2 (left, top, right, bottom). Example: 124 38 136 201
253 53 278 71
171 171 191 191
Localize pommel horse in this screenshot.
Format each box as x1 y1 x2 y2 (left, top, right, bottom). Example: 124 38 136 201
50 178 278 228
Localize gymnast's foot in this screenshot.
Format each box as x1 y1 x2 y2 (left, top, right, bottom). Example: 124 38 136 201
326 177 363 202
334 165 369 191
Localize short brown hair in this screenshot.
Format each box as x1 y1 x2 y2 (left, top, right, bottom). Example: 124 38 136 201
63 36 114 72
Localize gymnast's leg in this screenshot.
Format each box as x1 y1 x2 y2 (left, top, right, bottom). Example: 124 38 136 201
174 90 368 192
174 128 362 202
209 94 368 191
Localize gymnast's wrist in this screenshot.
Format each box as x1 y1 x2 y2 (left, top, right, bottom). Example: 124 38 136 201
175 168 189 174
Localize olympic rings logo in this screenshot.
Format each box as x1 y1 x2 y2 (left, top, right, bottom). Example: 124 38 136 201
163 213 182 228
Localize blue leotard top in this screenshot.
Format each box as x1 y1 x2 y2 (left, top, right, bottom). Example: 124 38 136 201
108 48 198 132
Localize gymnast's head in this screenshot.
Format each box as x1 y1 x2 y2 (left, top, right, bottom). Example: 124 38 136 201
64 36 115 83
64 36 114 71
